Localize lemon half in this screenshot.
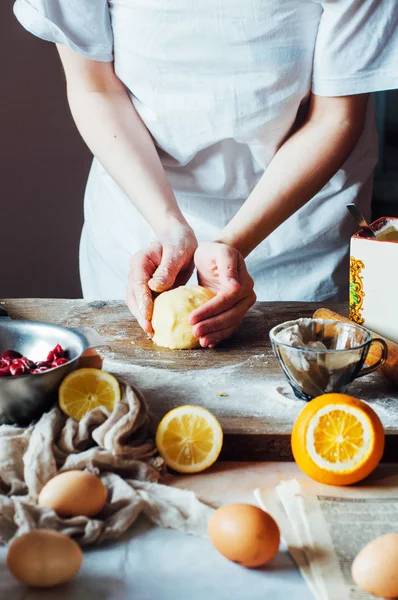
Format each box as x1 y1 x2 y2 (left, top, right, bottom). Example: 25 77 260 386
59 368 120 421
156 405 223 473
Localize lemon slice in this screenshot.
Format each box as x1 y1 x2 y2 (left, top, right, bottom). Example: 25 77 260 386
59 368 121 421
156 405 223 473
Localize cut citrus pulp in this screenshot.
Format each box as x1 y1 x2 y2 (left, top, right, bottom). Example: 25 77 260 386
156 405 223 473
59 368 120 421
291 393 385 485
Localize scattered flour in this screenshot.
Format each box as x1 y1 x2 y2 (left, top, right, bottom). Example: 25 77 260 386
103 355 398 434
57 302 398 435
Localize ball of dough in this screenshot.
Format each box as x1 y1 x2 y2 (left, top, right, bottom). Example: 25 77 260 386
152 285 215 349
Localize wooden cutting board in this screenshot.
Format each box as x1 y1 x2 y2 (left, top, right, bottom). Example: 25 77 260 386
2 298 398 461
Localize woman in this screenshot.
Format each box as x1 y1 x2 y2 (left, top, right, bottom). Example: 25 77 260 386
14 0 398 347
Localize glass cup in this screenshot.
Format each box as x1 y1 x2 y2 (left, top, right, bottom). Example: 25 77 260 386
269 318 388 401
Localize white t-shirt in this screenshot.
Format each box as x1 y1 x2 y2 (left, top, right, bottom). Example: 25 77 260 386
14 0 398 301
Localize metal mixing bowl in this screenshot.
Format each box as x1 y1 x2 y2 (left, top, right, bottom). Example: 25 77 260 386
0 319 103 425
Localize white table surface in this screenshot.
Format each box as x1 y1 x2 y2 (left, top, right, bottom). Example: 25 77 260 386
6 461 394 600
0 518 312 600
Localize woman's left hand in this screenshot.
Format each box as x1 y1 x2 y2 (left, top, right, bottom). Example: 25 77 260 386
190 242 256 348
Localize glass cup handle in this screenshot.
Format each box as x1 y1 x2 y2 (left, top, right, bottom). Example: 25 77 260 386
357 338 389 378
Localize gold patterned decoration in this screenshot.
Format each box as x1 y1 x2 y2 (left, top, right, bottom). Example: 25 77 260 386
349 257 365 324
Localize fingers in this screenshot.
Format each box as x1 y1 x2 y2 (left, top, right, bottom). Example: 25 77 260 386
192 297 248 338
200 326 237 349
190 282 240 325
148 245 185 293
194 295 255 346
217 244 240 288
191 242 255 345
127 233 196 332
191 245 243 324
131 281 154 335
126 288 153 335
173 258 195 288
126 250 160 334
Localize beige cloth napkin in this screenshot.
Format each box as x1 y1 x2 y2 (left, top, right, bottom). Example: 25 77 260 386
0 383 213 546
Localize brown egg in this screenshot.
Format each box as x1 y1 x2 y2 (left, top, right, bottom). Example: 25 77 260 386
77 348 104 370
208 503 280 568
352 533 398 598
7 530 82 587
38 470 107 517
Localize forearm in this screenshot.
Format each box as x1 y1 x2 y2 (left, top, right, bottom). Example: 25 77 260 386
57 47 186 236
218 94 369 257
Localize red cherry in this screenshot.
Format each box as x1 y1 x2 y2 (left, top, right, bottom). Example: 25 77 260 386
0 345 66 375
52 344 65 358
10 363 26 376
52 357 68 367
37 361 52 369
32 367 49 374
11 358 25 367
20 357 36 372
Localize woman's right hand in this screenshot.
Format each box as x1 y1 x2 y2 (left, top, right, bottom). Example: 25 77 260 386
126 221 198 335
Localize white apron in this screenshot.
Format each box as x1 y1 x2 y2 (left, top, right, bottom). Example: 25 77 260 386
14 0 398 301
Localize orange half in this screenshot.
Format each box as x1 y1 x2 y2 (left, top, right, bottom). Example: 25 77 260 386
291 393 384 485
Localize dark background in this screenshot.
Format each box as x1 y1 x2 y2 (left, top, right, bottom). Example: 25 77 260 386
1 2 397 299
1 1 90 299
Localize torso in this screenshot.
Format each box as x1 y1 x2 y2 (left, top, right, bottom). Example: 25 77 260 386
81 0 378 302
